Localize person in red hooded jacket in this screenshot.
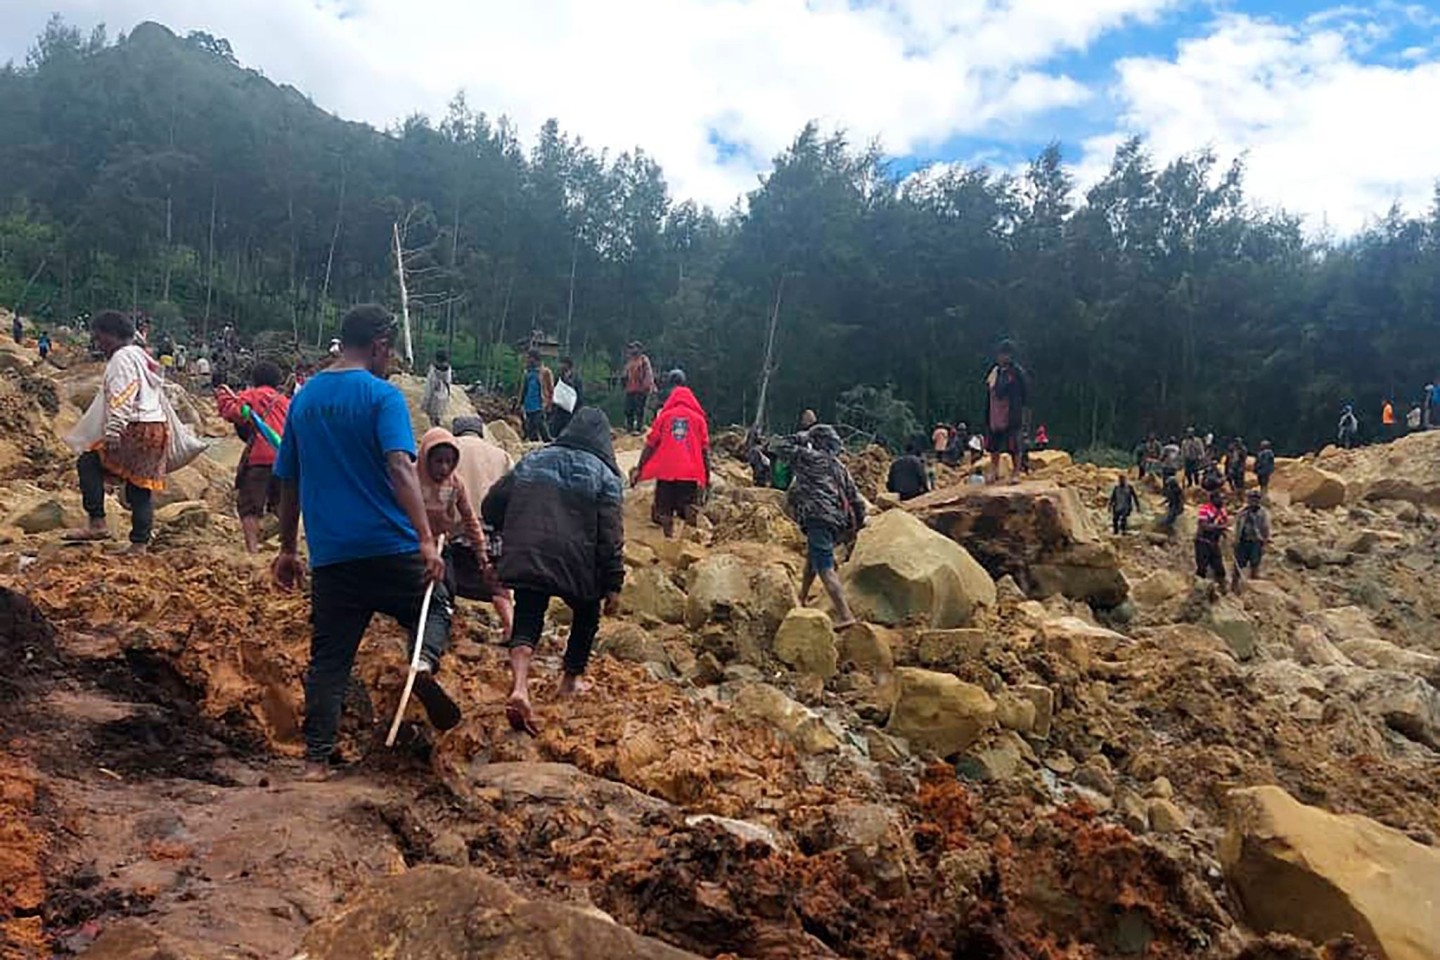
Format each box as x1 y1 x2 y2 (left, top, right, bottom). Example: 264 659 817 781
217 359 290 554
631 370 711 539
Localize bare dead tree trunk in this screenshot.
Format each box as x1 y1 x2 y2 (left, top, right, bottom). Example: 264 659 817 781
393 221 414 367
317 158 346 347
563 232 578 352
203 182 217 343
751 273 787 434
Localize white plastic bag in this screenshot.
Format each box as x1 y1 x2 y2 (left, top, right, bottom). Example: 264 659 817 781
553 378 578 413
64 392 105 454
160 388 207 472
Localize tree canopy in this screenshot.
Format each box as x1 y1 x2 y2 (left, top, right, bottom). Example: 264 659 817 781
3 16 1439 453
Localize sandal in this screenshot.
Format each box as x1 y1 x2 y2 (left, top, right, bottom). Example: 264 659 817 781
505 696 540 737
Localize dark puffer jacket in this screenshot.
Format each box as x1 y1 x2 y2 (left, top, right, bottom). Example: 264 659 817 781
482 408 625 601
776 425 865 534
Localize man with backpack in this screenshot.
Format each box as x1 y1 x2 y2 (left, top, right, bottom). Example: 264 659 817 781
1231 490 1272 592
217 360 290 554
776 424 864 629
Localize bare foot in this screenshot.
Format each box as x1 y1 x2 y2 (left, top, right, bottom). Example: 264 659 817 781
557 675 592 697
300 761 330 783
506 694 540 736
831 618 858 631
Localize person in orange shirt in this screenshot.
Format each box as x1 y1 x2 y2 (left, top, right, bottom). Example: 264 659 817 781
1381 398 1396 441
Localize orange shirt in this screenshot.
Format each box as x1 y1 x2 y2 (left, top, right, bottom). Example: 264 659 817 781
1382 402 1395 425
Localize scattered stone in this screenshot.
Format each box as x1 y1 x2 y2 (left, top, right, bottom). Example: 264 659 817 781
864 727 909 763
885 667 996 757
1290 623 1352 668
1323 668 1440 749
692 652 725 685
773 608 839 680
684 553 751 628
993 692 1037 735
962 730 1032 781
1146 777 1175 800
730 682 841 755
1074 759 1116 797
836 622 896 675
683 815 782 853
915 627 987 670
1039 616 1129 670
1015 684 1055 739
1206 598 1259 661
596 621 670 669
1222 785 1440 960
7 498 68 534
1116 789 1150 833
1147 798 1190 834
843 509 996 627
1337 638 1440 685
621 565 687 625
1285 540 1350 569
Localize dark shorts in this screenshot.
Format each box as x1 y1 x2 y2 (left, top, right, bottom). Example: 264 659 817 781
236 464 279 518
804 522 838 573
1235 539 1264 570
447 541 505 602
654 480 699 520
987 427 1020 456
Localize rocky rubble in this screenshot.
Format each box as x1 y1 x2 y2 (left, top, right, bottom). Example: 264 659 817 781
2 338 1440 958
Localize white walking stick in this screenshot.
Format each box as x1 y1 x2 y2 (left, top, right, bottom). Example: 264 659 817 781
385 535 445 747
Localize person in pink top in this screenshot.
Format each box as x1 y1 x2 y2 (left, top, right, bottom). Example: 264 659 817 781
216 360 290 554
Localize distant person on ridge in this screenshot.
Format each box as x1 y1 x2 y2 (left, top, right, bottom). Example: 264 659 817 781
1254 440 1276 496
483 408 626 737
887 441 931 502
272 305 460 782
37 331 51 362
1181 428 1205 488
1231 489 1272 592
1407 402 1422 433
1425 383 1437 429
216 359 290 554
622 341 655 434
1108 473 1141 535
777 424 864 628
422 350 452 428
1195 490 1231 590
1161 437 1183 478
1381 398 1396 440
1225 440 1247 494
941 423 966 467
1034 424 1049 449
516 349 554 442
931 423 950 460
633 370 711 540
745 427 772 487
983 340 1029 484
1337 404 1359 449
11 314 22 343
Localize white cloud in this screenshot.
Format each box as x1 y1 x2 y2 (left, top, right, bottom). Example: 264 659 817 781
0 0 1177 210
1083 10 1440 233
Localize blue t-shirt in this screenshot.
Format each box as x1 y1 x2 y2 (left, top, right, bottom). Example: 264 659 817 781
273 368 419 568
522 368 543 413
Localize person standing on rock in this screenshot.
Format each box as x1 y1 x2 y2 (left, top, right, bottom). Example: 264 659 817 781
1381 398 1396 441
1231 489 1271 592
1195 490 1231 590
517 349 554 442
1108 473 1141 535
272 305 460 782
1225 440 1247 494
422 350 452 428
1338 404 1359 449
216 360 290 554
1162 469 1185 537
632 370 711 540
622 341 655 434
1161 437 1183 478
1254 440 1276 497
887 441 931 502
11 314 22 343
1407 402 1422 433
983 340 1029 484
482 407 625 736
37 331 51 362
451 416 515 639
777 424 864 629
62 310 169 550
1181 428 1205 488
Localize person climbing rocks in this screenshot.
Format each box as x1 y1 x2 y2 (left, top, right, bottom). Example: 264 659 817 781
37 331 51 362
482 407 625 737
1231 489 1272 592
517 349 554 442
1224 440 1247 494
1161 437 1183 478
11 314 22 343
633 370 711 540
776 424 864 629
549 356 583 438
450 416 515 639
1181 428 1205 488
1338 404 1359 449
1108 473 1141 535
1254 440 1276 496
1381 398 1396 441
422 350 453 428
271 304 459 782
216 360 290 554
1407 402 1422 432
745 426 772 487
983 340 1029 484
887 441 931 502
1195 489 1231 590
622 341 655 434
1162 468 1185 538
63 309 170 549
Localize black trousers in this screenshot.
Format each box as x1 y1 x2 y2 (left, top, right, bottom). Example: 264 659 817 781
1183 459 1200 487
522 409 551 442
624 391 647 433
1111 510 1131 534
549 407 573 438
304 552 452 762
508 587 600 677
1195 539 1226 585
78 451 153 545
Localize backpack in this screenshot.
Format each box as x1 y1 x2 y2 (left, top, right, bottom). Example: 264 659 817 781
1239 508 1264 543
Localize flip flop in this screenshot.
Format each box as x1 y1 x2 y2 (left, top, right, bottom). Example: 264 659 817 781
413 673 462 732
505 697 540 736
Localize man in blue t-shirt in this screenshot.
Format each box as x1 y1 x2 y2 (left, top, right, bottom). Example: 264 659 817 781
273 304 460 782
516 349 553 442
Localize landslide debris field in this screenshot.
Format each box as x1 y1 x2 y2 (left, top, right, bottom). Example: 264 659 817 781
2 335 1438 960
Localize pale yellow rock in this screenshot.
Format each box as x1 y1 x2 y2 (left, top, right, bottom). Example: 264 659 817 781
731 682 840 755
1038 616 1129 671
773 608 839 680
1221 785 1440 960
885 667 996 757
1270 460 1347 509
1147 798 1189 834
621 566 686 625
843 510 996 628
836 622 897 675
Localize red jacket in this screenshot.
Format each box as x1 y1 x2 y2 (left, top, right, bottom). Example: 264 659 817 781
216 386 289 468
639 387 710 486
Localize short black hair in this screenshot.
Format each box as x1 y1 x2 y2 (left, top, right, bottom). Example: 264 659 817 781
527 349 541 361
339 304 397 349
560 356 574 367
250 360 283 389
434 350 449 365
92 310 134 340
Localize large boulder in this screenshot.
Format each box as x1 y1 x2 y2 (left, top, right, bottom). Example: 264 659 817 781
1338 638 1440 685
1221 785 1440 960
1322 668 1440 749
685 553 753 629
772 608 838 679
910 481 1127 608
842 510 995 628
621 566 687 624
885 667 996 757
1270 460 1347 509
299 865 702 959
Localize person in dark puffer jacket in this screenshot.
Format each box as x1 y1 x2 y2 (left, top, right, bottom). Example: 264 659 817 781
775 424 865 628
482 407 625 735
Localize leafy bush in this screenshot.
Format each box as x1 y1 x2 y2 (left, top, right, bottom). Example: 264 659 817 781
835 384 919 452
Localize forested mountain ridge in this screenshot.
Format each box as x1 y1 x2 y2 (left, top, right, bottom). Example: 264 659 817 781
3 15 1439 453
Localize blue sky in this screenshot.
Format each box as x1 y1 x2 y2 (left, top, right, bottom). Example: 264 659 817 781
3 0 1439 231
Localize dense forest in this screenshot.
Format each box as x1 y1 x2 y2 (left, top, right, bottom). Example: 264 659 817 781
2 16 1439 452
